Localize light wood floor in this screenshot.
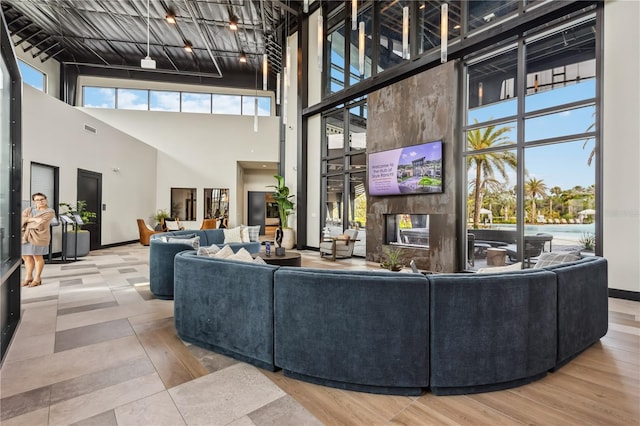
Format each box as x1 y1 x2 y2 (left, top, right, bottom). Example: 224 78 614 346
267 253 640 425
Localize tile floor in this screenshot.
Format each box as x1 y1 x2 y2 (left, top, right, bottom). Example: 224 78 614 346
0 244 325 426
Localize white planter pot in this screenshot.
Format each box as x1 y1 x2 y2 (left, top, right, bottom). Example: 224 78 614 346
281 228 295 249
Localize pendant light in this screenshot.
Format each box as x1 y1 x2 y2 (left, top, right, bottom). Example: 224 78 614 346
352 0 358 31
358 21 365 76
318 14 323 71
262 53 268 90
441 3 448 63
402 6 409 60
140 0 156 69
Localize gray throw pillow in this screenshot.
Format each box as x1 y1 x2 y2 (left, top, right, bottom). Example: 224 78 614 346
197 244 220 257
247 225 261 242
167 235 200 249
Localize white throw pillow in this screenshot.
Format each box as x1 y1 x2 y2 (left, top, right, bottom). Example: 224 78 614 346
145 223 155 231
227 247 254 263
223 226 243 243
214 245 234 259
253 256 267 265
197 243 220 257
533 251 581 268
476 262 522 274
240 226 251 243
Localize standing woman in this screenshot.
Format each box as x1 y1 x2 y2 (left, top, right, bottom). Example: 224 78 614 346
21 193 55 287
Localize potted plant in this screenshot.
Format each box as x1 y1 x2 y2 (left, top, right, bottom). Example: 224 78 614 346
268 175 295 249
380 246 405 271
59 200 97 257
153 209 171 231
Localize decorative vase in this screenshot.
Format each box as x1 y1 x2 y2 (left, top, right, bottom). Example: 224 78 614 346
281 228 295 249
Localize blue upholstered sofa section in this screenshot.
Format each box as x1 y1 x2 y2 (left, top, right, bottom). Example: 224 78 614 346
173 251 278 371
545 256 609 369
274 267 430 396
149 229 260 299
428 269 558 395
168 250 608 396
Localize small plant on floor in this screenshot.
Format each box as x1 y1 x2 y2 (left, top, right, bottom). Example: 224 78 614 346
579 232 596 251
380 246 404 271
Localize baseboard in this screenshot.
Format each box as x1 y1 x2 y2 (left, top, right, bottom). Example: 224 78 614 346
608 288 640 302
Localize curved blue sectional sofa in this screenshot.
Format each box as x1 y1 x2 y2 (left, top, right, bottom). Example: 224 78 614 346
172 252 608 396
149 229 260 299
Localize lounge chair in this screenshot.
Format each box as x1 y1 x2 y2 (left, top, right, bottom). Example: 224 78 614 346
320 228 359 261
137 219 163 246
504 233 554 267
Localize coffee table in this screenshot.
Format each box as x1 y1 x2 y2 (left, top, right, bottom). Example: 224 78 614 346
252 250 301 267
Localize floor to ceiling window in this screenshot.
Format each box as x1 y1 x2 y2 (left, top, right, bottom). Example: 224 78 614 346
322 99 367 256
464 13 598 268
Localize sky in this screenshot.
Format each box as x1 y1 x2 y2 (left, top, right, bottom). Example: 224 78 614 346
467 80 596 191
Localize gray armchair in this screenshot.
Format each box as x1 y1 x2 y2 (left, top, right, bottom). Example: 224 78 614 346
320 229 359 260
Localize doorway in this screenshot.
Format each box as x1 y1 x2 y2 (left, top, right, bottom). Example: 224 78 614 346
77 169 102 250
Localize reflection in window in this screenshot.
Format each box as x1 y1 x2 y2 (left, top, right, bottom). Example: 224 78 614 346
83 87 116 108
348 172 366 229
117 88 148 110
325 111 345 157
171 188 197 221
182 92 211 113
17 60 45 91
349 104 367 152
525 19 596 113
378 0 409 70
468 0 518 32
1 55 11 264
212 94 242 114
350 5 373 84
467 47 518 124
150 90 180 111
327 23 346 94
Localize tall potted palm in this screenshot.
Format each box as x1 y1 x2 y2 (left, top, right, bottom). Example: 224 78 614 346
268 175 295 249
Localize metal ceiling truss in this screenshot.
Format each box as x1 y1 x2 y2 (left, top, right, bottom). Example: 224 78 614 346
1 0 303 87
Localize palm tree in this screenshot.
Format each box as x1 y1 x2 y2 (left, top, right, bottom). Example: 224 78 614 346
525 177 548 223
582 113 596 166
467 121 517 227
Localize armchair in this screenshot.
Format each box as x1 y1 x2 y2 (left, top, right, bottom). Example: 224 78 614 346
137 219 163 246
200 218 218 230
319 228 359 261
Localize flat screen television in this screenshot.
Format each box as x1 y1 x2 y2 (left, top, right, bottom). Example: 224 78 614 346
368 140 443 196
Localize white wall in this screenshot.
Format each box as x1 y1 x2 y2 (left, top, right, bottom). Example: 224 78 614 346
22 85 158 248
81 107 280 229
603 0 640 293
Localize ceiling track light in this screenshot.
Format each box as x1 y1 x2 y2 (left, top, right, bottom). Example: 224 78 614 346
229 15 239 31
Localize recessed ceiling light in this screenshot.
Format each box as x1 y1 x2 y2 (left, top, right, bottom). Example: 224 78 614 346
184 42 193 53
165 11 176 24
239 52 247 63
